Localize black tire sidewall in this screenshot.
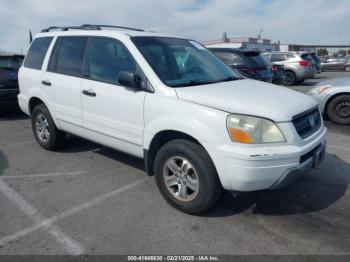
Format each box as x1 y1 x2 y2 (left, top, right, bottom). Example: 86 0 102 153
327 95 350 125
284 71 296 86
154 139 222 214
31 104 63 150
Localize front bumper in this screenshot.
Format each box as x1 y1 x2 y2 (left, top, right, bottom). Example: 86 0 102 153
206 126 327 191
295 67 315 80
269 141 325 189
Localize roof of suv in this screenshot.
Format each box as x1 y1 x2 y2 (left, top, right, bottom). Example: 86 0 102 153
35 25 177 39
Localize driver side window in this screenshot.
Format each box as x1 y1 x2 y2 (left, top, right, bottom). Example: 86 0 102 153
89 38 136 85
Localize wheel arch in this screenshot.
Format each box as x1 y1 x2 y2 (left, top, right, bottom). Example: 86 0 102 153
28 97 46 115
144 130 205 176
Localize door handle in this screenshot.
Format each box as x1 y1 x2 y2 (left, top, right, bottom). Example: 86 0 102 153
41 80 51 86
82 89 96 97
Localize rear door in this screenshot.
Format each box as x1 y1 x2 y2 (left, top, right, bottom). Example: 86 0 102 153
44 36 88 130
80 37 146 156
19 36 53 102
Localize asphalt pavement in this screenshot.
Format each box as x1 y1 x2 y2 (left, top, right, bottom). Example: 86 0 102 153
0 71 349 255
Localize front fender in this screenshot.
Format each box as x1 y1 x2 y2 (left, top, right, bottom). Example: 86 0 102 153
143 94 230 150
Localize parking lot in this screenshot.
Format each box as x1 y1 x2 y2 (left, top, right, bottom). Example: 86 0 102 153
0 71 349 255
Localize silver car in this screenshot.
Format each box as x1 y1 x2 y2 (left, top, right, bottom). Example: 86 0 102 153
263 52 316 86
308 77 350 124
321 58 350 72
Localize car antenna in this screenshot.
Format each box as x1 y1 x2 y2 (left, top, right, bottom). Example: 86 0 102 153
29 30 33 43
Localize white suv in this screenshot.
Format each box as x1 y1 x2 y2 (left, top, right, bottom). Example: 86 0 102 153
18 25 327 213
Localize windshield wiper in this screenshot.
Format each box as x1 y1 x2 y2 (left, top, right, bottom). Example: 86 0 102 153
172 80 216 87
171 76 241 87
217 76 241 83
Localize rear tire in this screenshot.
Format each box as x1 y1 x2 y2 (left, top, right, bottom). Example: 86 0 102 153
283 70 296 86
31 104 65 150
154 139 222 214
326 94 350 125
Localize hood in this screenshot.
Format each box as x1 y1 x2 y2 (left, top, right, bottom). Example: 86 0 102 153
175 79 317 122
315 77 350 87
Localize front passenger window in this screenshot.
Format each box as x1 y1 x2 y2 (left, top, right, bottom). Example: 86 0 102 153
89 38 136 84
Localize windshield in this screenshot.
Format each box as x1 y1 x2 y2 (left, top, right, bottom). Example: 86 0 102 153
131 37 241 87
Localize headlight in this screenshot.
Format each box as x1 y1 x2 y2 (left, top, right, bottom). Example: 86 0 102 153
308 85 332 95
227 114 285 144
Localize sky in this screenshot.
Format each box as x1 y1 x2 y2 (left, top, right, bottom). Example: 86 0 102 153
0 0 350 53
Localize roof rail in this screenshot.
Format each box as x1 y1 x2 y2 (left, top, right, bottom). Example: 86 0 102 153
82 24 144 32
41 24 144 33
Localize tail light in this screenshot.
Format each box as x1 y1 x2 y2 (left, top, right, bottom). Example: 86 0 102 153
299 60 311 67
271 65 278 73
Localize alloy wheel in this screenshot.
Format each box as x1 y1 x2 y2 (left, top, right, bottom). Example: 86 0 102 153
35 113 50 143
162 156 199 202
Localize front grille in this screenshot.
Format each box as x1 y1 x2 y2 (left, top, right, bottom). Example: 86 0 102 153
292 107 321 139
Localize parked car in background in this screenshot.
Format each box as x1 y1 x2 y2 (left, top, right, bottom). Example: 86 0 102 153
262 52 315 86
208 48 273 82
308 77 350 124
0 54 24 105
321 57 350 72
18 25 326 214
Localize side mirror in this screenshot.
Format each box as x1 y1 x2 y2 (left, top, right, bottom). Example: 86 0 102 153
118 71 142 90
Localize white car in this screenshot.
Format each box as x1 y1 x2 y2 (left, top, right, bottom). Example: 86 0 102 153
308 77 350 125
18 25 327 213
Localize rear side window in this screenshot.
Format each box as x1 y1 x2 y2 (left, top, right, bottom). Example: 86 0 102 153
89 37 136 84
271 53 286 62
49 37 88 77
24 37 53 70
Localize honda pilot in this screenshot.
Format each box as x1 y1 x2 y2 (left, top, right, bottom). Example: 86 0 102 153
18 25 327 213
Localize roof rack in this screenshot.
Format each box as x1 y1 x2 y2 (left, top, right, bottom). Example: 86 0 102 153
41 24 144 33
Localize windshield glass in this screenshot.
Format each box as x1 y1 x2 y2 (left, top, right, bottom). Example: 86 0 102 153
131 37 241 87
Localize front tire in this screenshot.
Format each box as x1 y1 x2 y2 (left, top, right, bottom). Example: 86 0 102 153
31 104 65 150
345 66 350 72
154 139 222 214
326 94 350 125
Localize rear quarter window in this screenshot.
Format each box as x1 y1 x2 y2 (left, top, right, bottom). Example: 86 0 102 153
24 37 53 70
270 53 286 62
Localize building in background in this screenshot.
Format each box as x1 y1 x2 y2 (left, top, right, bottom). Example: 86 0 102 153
279 44 316 52
203 32 279 52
